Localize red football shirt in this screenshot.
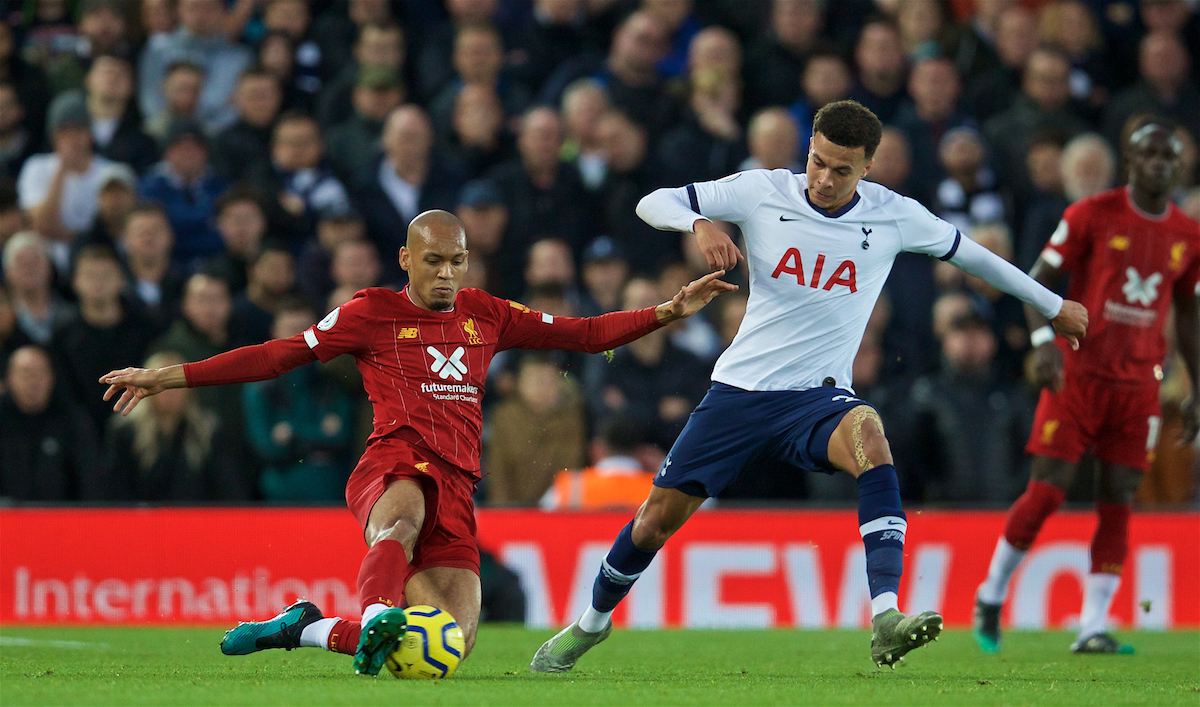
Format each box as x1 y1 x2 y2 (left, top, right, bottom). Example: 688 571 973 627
1041 187 1200 384
300 287 662 474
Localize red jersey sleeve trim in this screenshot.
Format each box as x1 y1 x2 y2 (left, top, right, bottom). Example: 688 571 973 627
182 335 318 387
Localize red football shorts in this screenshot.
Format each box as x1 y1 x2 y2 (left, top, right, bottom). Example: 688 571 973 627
1025 371 1161 471
345 433 481 582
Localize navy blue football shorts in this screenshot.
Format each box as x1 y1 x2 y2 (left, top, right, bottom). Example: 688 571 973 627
653 382 876 498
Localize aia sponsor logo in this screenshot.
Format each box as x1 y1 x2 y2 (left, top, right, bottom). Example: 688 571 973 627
770 248 857 292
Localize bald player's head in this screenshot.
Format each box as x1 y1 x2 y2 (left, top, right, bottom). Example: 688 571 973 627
400 209 470 311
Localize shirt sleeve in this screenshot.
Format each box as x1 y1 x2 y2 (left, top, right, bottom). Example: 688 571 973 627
303 291 372 363
1039 201 1092 273
17 156 52 209
896 196 962 259
636 170 773 230
495 297 663 353
183 335 317 386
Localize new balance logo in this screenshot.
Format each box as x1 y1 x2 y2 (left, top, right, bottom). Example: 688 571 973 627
1122 267 1162 306
428 346 467 381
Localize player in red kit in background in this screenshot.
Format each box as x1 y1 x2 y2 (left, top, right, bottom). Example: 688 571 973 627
974 121 1200 655
99 209 736 676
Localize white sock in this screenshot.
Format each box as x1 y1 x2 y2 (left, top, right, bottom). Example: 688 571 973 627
299 617 338 649
1078 572 1120 639
977 538 1026 605
871 592 899 617
578 605 613 634
361 602 389 626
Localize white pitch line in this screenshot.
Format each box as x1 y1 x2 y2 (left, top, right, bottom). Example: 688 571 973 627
0 636 111 649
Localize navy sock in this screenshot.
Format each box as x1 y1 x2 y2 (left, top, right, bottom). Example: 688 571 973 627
857 464 906 606
591 522 658 613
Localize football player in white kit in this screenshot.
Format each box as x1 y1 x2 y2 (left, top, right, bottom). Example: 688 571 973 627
531 101 1089 672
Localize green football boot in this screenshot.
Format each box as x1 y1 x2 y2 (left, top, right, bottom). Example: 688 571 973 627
1070 633 1134 654
220 600 323 656
871 609 943 668
529 621 613 673
353 607 408 676
972 597 1003 653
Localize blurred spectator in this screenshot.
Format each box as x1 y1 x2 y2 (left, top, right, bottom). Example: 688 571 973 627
17 0 79 70
510 0 605 95
0 345 102 500
0 284 33 364
897 0 951 61
138 118 228 265
81 54 157 174
317 21 405 129
646 0 702 79
540 11 680 139
962 5 1037 122
865 126 917 198
18 92 121 254
257 31 310 113
228 244 296 347
946 0 1006 81
443 83 513 182
415 0 499 101
1015 129 1069 270
559 78 610 190
655 66 746 186
104 350 251 501
249 111 349 243
894 56 976 203
141 0 177 40
244 298 356 501
325 66 405 187
486 350 587 506
933 127 1009 233
1060 132 1116 203
539 415 655 510
595 108 677 271
78 162 136 251
1182 187 1200 222
850 17 908 124
143 60 204 142
3 231 69 345
453 179 506 292
740 107 801 172
210 66 284 182
355 105 461 279
684 25 742 87
297 204 368 303
260 0 322 103
119 202 184 326
44 0 133 94
487 107 592 297
0 19 52 145
50 244 156 433
208 186 266 294
152 271 231 361
580 236 631 315
0 183 24 243
908 293 1032 503
983 46 1088 187
1037 0 1109 114
584 277 709 450
330 238 382 294
744 0 823 113
429 22 530 139
788 45 852 147
138 0 253 133
1103 32 1200 151
311 0 396 80
0 81 38 181
523 237 582 305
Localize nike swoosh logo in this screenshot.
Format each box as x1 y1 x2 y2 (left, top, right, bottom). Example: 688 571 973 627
886 520 904 526
779 215 800 221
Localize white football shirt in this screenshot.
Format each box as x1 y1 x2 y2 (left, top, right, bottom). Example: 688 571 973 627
647 169 961 392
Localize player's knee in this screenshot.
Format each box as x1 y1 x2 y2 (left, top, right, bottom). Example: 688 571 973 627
1097 466 1143 504
1030 456 1074 491
859 424 893 470
370 517 421 554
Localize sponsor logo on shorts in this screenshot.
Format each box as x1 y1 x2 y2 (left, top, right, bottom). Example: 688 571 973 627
414 462 430 474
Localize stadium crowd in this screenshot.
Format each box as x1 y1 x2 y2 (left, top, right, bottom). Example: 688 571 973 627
0 0 1197 507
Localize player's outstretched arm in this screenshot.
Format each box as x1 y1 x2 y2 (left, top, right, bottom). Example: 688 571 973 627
653 270 740 324
100 336 318 416
1173 290 1200 444
636 185 746 271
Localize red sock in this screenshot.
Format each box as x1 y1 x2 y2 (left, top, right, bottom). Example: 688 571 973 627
1004 480 1066 550
327 619 362 655
1091 502 1131 574
358 538 409 611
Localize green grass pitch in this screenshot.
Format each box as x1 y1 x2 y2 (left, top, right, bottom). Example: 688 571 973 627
2 626 1197 706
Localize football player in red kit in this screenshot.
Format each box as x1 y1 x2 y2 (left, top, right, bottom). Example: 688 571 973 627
100 210 736 675
974 121 1200 654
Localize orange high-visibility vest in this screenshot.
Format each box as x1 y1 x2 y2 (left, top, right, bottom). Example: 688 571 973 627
546 466 655 510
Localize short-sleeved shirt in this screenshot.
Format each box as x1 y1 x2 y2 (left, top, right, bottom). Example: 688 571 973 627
17 153 116 233
1040 187 1200 384
688 169 961 392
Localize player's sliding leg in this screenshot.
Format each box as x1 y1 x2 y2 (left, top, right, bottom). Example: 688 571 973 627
220 600 331 655
531 486 706 673
404 566 482 657
974 456 1075 652
351 478 428 675
826 406 942 667
1072 462 1139 655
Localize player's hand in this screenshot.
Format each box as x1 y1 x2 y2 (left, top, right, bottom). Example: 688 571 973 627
694 219 743 271
1029 342 1065 392
1181 396 1200 446
1051 300 1088 350
655 270 739 323
100 367 170 416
